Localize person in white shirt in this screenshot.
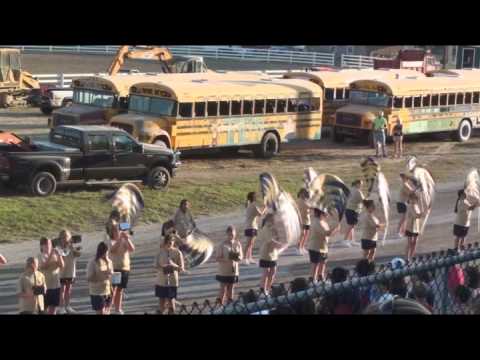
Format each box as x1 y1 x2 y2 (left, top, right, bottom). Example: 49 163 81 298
243 192 265 264
453 190 477 249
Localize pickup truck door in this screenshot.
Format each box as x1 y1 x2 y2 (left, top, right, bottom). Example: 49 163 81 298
112 134 147 179
83 133 116 179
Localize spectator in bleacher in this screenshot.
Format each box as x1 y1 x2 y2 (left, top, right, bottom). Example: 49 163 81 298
454 285 473 314
410 271 435 309
296 188 311 256
110 227 135 315
321 267 360 314
38 237 64 315
57 229 81 315
87 242 114 315
17 257 46 315
364 297 432 315
404 192 422 262
0 253 6 265
289 277 316 314
355 259 380 310
361 200 384 262
243 192 265 264
155 233 184 314
453 190 476 249
173 199 196 239
465 266 480 300
216 225 242 305
411 282 433 313
258 214 285 297
308 207 340 282
374 279 395 303
342 180 365 248
390 276 408 298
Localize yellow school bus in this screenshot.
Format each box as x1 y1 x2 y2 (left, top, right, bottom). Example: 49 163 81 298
334 74 480 143
109 76 323 157
283 69 424 127
50 74 177 128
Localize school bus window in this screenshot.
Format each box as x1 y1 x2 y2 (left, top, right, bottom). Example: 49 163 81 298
344 89 350 99
325 88 334 101
194 102 206 117
440 94 447 106
277 99 287 113
404 97 413 108
243 100 253 115
393 97 403 108
254 99 265 114
456 93 464 105
465 93 472 104
298 99 310 112
288 99 298 112
448 93 456 106
473 92 480 104
207 101 218 117
413 96 421 108
431 94 439 106
219 101 230 116
179 103 193 118
231 100 241 115
266 99 276 114
335 88 344 100
387 97 393 108
422 95 430 107
310 97 321 111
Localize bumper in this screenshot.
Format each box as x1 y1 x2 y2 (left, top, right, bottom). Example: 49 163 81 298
334 126 370 138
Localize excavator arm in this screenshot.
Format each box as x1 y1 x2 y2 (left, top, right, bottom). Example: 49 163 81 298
107 46 174 76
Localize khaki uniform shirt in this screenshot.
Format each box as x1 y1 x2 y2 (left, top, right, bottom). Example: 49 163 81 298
346 188 365 213
39 252 61 290
60 246 81 279
173 209 196 238
87 258 113 296
216 241 242 277
307 219 330 253
245 203 262 230
259 225 280 262
297 198 311 226
405 203 422 234
110 240 131 271
362 213 379 241
17 271 45 313
455 199 473 227
155 247 183 287
399 183 412 204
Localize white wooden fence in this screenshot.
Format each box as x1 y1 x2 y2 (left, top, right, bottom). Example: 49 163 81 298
341 54 382 69
2 45 337 67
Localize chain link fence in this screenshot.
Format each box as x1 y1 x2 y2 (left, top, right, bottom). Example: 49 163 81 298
172 243 480 315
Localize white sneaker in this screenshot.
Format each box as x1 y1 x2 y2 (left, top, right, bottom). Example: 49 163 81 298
57 307 67 315
337 240 352 248
351 241 360 247
65 306 76 314
295 248 303 256
249 259 258 265
244 259 250 265
114 309 124 315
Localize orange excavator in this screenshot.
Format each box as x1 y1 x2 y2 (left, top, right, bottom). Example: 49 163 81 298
107 46 209 76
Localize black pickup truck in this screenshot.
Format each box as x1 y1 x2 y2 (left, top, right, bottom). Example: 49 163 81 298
0 126 181 196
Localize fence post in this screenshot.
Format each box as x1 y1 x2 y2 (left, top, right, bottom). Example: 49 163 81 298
49 46 53 52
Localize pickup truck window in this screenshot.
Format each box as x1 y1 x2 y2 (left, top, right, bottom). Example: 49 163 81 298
113 134 135 152
51 128 82 148
89 135 110 151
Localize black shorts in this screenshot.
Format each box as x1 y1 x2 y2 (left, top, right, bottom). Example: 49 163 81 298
155 285 178 299
405 230 419 237
453 224 469 238
259 259 277 268
216 275 239 284
345 209 359 226
112 270 130 289
361 239 377 250
90 295 112 311
244 228 258 238
45 288 61 307
303 224 311 231
396 202 407 214
60 278 75 285
308 250 328 264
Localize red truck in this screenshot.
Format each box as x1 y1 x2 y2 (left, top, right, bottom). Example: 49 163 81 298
373 49 442 74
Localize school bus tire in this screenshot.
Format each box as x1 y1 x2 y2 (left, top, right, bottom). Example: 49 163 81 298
332 128 345 143
254 132 279 159
455 119 472 142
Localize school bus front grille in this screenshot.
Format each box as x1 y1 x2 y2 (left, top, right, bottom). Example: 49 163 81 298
336 113 362 127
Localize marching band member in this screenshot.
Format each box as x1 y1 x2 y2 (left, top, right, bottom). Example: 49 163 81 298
397 174 415 237
173 199 197 239
216 225 243 305
244 192 265 265
87 242 114 315
361 200 385 263
17 257 46 315
405 193 423 262
342 180 365 247
453 190 476 249
38 237 64 315
57 229 81 315
297 188 311 256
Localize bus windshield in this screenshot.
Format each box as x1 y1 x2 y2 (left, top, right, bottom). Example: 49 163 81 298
129 95 177 116
73 89 116 108
350 90 391 107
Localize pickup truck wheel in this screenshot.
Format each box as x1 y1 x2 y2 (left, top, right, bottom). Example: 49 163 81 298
30 172 57 196
40 105 53 115
148 166 170 190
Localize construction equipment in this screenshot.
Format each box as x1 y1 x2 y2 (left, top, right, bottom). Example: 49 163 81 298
373 49 442 74
107 46 208 76
0 48 40 107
